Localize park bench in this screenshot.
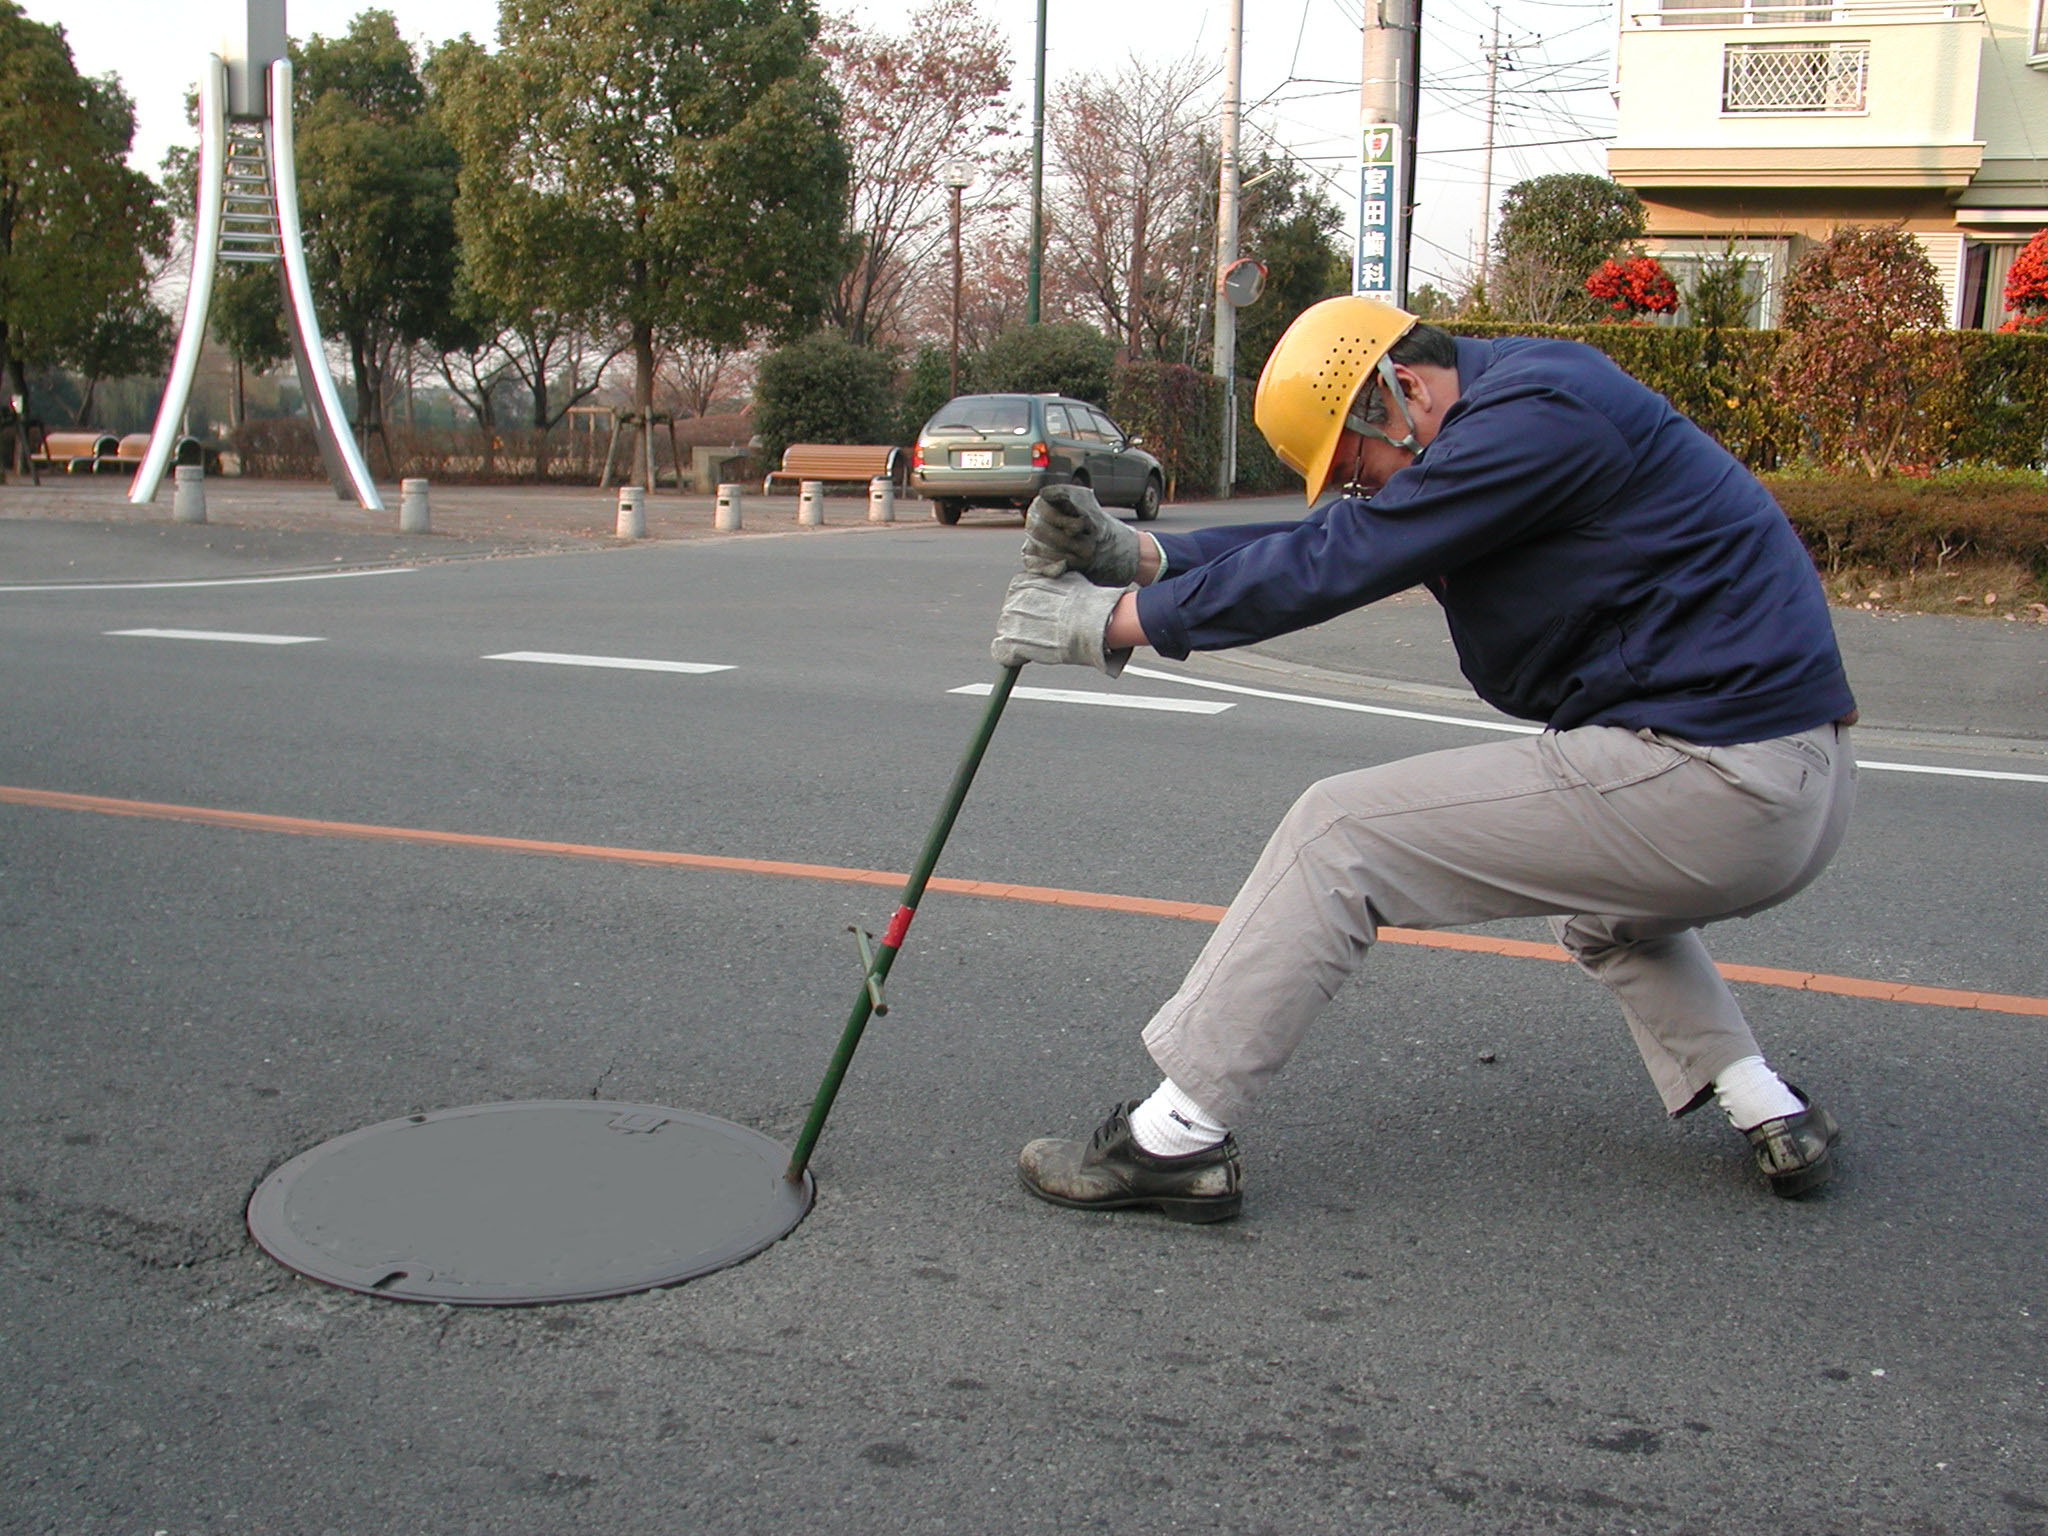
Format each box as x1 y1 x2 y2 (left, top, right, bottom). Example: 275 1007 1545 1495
30 431 119 472
762 442 904 495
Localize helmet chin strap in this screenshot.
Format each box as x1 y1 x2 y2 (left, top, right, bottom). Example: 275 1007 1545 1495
1341 354 1422 455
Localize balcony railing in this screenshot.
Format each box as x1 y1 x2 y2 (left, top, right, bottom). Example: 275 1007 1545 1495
1630 0 1980 24
1723 40 1870 109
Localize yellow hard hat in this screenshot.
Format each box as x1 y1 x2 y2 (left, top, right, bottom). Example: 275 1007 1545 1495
1253 295 1418 503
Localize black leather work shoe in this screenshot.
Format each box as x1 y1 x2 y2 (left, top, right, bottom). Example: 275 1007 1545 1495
1744 1087 1841 1197
1018 1101 1242 1223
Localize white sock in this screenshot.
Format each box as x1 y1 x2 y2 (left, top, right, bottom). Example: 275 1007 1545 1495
1713 1055 1804 1130
1128 1078 1230 1156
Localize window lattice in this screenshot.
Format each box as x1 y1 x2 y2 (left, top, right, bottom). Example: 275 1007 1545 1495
1722 41 1869 111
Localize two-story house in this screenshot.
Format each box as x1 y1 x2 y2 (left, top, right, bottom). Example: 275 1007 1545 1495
1606 0 2048 326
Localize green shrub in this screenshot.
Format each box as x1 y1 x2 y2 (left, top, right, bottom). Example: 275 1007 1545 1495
752 331 898 468
894 343 955 443
1109 361 1221 499
975 322 1115 403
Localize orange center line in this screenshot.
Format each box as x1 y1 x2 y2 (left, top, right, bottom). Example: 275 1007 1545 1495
6 783 2044 1020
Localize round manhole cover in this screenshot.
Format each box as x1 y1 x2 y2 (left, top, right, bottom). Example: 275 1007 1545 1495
248 1101 812 1304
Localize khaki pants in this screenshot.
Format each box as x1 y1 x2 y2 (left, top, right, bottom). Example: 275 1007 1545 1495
1143 723 1856 1124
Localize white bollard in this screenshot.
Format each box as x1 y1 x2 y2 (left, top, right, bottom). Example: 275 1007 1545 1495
398 477 430 534
867 475 895 523
715 482 744 531
798 479 825 526
172 463 207 524
616 485 646 539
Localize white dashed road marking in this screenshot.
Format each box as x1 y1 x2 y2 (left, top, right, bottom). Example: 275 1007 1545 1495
950 682 1232 715
107 628 324 645
484 651 735 675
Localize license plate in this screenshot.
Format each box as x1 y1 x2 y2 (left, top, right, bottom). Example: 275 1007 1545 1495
957 449 995 469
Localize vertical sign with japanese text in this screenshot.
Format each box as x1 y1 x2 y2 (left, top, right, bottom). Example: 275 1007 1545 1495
1354 123 1404 304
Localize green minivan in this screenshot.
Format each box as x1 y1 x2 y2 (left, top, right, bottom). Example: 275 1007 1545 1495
910 393 1165 526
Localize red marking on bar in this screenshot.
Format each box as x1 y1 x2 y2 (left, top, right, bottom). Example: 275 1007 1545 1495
882 905 915 948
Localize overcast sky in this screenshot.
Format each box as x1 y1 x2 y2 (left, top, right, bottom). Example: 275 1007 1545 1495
30 0 1616 296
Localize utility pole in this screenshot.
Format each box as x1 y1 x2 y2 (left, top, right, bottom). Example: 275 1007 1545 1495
1358 0 1422 307
1478 6 1503 286
1027 0 1047 324
1212 0 1243 498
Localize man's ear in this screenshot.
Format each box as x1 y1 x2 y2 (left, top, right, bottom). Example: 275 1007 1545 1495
1391 362 1428 409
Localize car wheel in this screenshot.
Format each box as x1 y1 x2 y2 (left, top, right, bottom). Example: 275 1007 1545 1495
1133 475 1162 522
932 498 965 525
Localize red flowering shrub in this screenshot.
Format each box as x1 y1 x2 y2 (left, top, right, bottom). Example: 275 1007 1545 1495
1997 229 2048 332
1584 254 1679 320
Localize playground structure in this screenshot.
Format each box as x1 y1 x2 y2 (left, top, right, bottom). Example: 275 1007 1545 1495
130 0 380 511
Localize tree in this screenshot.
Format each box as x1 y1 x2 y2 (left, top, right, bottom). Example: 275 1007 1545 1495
1998 229 2048 332
294 10 463 467
1584 254 1679 322
1044 53 1216 361
1684 245 1757 331
820 0 1017 348
1773 224 1960 477
1489 173 1646 323
752 330 895 467
66 298 173 426
0 2 168 459
439 0 852 496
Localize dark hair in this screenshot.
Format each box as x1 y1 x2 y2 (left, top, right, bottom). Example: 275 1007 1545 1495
1359 321 1457 423
1389 321 1457 369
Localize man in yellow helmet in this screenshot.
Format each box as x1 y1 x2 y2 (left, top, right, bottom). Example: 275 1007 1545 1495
991 295 1857 1221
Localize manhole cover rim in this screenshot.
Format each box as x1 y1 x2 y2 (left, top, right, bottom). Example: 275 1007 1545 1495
248 1099 812 1305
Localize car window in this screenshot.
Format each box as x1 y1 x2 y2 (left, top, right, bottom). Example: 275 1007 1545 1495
922 396 1031 435
1061 402 1103 443
1042 404 1073 437
1088 408 1125 445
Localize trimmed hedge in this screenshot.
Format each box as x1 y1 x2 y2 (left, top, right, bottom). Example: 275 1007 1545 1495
1766 475 2048 578
1444 322 2048 473
1105 327 2046 496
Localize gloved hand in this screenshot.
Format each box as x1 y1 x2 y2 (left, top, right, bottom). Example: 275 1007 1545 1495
991 571 1131 676
1020 482 1140 586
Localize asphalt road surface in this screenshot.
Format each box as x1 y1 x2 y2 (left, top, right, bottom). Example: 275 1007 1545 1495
3 504 2045 1535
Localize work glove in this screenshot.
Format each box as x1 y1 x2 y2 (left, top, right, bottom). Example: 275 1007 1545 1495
991 570 1131 676
1020 483 1140 586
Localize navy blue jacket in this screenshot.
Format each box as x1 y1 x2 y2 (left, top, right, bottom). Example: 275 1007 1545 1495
1136 336 1855 746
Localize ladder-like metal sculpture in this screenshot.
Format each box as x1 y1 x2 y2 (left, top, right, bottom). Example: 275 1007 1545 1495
131 3 380 510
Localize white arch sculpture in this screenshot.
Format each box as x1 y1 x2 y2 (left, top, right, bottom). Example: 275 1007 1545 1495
131 1 380 510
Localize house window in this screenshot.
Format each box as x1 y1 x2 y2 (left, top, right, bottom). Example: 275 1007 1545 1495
2032 0 2047 61
1723 40 1870 111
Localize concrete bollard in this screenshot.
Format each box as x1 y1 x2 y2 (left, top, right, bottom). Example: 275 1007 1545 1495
172 463 207 524
798 479 825 527
867 475 895 523
616 485 646 539
715 482 744 531
398 478 430 534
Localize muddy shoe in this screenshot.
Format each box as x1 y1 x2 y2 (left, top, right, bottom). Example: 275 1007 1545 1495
1744 1087 1841 1197
1018 1101 1242 1223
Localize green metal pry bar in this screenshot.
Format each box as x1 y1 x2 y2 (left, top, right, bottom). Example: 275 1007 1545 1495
784 665 1021 1183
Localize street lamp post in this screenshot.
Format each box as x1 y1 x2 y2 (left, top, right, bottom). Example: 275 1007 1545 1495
943 163 972 398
